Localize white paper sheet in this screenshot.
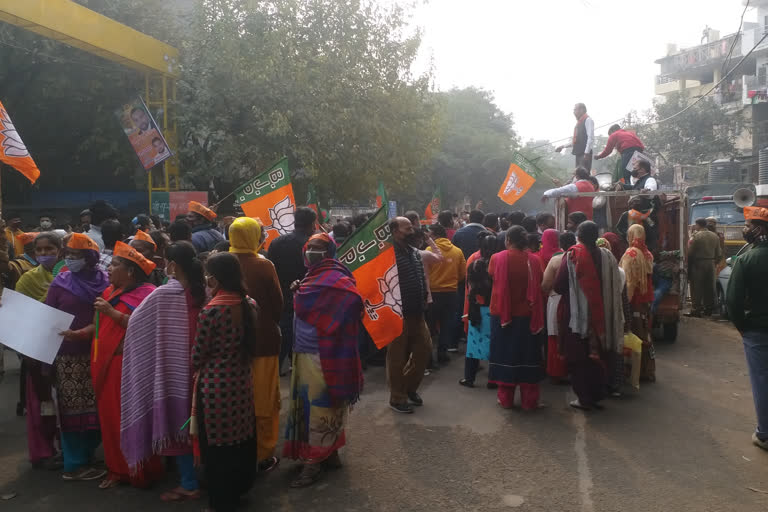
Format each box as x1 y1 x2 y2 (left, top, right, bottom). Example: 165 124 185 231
0 289 74 364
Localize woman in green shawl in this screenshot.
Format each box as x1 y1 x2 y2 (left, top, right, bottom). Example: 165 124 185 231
15 232 63 468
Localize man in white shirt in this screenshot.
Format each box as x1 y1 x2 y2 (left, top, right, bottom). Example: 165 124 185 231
555 103 594 172
629 160 658 191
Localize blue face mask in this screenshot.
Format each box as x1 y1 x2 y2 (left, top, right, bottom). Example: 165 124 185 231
65 258 87 273
37 255 58 271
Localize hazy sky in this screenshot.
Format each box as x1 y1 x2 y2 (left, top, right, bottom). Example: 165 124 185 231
408 0 755 144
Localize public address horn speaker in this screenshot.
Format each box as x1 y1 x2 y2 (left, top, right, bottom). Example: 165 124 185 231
734 188 756 208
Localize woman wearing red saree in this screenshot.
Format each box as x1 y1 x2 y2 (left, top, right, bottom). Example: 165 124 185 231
92 241 162 488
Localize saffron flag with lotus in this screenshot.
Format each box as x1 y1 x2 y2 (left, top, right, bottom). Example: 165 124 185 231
0 100 41 184
338 206 403 349
497 152 537 206
422 185 441 225
235 157 295 248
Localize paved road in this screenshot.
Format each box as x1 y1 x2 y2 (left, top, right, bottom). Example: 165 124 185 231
1 317 768 511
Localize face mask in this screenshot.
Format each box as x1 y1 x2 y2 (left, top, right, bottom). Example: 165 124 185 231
304 250 326 267
40 221 52 230
65 258 86 273
37 255 58 271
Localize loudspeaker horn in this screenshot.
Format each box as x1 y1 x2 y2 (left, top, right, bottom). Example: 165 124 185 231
734 188 756 208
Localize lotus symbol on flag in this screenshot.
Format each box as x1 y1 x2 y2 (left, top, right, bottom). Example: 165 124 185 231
0 107 30 158
503 171 524 196
268 196 295 235
364 264 402 320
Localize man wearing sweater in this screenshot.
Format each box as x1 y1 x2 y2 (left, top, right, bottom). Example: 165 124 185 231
426 224 467 363
595 124 645 184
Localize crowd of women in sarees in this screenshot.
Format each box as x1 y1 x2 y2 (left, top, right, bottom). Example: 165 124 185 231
459 220 656 412
17 218 366 509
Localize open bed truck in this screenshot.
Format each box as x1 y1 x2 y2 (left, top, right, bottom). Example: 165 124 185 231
554 190 688 342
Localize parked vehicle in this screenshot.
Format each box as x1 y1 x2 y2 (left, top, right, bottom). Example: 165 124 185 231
554 190 688 342
716 242 752 319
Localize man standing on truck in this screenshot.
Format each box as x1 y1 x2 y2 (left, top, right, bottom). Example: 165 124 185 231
726 206 768 451
555 103 594 171
594 124 645 184
688 218 723 317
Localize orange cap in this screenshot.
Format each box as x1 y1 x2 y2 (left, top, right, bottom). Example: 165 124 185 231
133 229 157 250
16 232 39 246
113 241 156 276
67 233 99 251
744 206 768 223
188 201 216 222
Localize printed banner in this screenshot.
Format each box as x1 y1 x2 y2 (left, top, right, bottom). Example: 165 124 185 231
235 157 295 249
0 100 41 184
115 97 172 171
338 206 403 349
497 152 537 206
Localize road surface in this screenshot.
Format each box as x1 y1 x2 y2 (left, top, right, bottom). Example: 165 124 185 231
1 317 767 511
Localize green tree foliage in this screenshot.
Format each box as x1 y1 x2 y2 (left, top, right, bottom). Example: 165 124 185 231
635 92 742 167
0 0 174 199
413 87 518 212
0 0 440 205
177 0 441 202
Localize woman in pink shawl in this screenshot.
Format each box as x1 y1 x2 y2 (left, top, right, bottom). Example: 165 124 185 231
539 229 560 271
488 226 545 410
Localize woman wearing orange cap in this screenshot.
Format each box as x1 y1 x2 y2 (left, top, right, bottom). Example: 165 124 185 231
90 241 163 489
46 233 110 481
5 232 39 289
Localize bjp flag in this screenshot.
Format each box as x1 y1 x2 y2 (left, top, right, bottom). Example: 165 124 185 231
0 100 41 184
497 152 537 206
376 181 388 208
234 157 295 249
423 185 441 224
338 206 402 348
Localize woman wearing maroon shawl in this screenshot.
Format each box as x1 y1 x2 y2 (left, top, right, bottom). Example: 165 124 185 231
554 221 624 410
48 233 109 481
488 226 545 410
284 233 364 487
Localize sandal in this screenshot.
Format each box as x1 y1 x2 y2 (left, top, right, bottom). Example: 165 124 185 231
62 467 106 482
160 487 201 502
257 456 280 473
98 477 120 490
289 464 322 488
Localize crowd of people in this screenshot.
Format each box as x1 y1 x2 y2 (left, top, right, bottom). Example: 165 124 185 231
0 179 764 510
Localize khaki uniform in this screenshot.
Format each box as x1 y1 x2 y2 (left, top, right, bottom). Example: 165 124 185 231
688 229 723 315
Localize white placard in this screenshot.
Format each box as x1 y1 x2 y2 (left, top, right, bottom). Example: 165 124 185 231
0 289 74 364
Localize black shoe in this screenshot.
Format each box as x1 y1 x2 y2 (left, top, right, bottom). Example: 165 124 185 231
16 402 24 417
459 378 474 388
437 353 450 364
486 382 498 390
407 392 423 406
390 402 414 414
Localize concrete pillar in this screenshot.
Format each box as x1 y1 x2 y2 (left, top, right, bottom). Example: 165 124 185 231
678 79 686 92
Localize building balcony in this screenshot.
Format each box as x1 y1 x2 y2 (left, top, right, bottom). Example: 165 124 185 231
744 74 768 104
656 33 740 80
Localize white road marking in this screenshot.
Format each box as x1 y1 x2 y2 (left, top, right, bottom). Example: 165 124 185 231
572 402 595 512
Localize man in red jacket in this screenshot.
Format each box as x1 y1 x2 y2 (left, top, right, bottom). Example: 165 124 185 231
595 124 645 184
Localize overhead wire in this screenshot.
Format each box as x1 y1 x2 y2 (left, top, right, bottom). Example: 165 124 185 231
721 0 751 78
